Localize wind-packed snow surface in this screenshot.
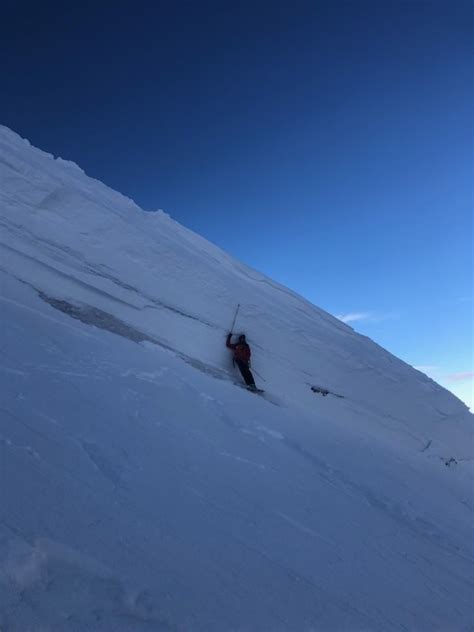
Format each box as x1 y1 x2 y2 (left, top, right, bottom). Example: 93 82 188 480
0 125 473 631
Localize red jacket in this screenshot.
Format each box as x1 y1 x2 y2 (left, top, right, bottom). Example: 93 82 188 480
226 334 251 363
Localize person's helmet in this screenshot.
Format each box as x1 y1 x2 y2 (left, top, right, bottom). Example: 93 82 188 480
238 334 246 342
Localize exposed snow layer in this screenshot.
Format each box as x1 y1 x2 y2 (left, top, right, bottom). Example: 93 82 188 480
0 124 473 630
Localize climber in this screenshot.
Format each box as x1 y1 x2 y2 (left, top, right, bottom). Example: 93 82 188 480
226 333 257 390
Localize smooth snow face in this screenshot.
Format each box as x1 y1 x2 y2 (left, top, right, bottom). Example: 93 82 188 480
0 125 473 630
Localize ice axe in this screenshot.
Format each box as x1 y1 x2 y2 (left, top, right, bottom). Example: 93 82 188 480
229 303 240 334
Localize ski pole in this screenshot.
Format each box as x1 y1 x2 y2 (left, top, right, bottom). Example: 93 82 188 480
252 367 266 382
229 303 240 333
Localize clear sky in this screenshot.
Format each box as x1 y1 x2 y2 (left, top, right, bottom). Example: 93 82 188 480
1 1 472 407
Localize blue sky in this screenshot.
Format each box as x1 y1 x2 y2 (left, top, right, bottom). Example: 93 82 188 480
1 0 472 406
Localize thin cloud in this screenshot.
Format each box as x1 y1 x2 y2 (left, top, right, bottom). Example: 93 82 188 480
337 311 399 324
337 312 373 323
445 371 474 382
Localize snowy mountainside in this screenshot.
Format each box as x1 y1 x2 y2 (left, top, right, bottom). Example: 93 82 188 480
0 125 473 631
0 126 470 460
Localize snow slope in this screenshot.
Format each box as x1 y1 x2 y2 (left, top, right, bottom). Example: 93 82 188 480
0 125 473 630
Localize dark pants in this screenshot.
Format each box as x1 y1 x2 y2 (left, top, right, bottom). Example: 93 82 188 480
235 359 256 387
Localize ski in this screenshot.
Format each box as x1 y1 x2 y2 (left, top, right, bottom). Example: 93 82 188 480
234 382 265 394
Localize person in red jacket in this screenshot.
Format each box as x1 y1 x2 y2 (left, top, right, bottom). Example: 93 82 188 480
226 333 257 389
